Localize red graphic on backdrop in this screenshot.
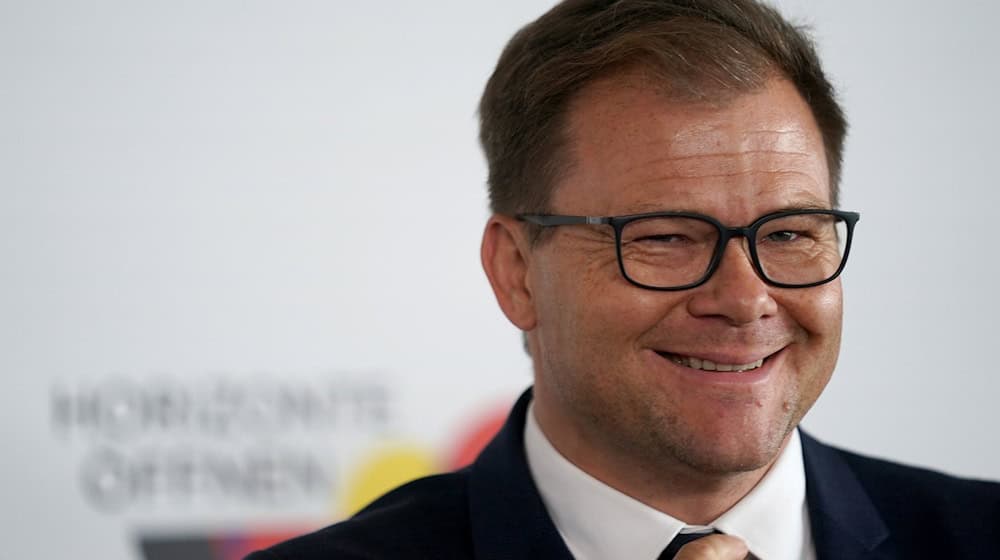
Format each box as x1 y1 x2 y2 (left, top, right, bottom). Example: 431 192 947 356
447 404 509 469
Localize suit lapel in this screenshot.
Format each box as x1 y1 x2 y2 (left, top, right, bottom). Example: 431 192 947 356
801 431 897 560
467 389 574 560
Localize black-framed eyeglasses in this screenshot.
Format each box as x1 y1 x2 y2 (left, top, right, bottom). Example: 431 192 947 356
518 209 860 290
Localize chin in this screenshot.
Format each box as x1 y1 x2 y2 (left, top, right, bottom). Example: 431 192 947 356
653 413 797 476
674 439 784 475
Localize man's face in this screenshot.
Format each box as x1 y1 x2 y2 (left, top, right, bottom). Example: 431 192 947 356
525 75 842 477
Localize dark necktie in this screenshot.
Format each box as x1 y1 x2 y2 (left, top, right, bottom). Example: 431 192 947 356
657 529 720 560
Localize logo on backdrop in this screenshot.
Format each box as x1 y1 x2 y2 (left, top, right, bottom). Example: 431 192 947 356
134 403 509 560
51 374 391 512
50 374 510 560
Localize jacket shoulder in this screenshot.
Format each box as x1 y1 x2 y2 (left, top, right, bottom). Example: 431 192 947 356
834 445 1000 547
838 446 1000 507
250 471 473 560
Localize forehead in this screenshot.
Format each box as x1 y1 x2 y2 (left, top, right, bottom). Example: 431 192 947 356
554 73 831 216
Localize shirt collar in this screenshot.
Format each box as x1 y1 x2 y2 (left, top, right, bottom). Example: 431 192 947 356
523 400 811 560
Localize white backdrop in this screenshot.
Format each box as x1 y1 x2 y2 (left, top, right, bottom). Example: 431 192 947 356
3 1 998 559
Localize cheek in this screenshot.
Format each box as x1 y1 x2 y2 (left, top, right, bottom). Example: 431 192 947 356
533 254 671 359
787 282 843 340
783 283 843 401
568 271 674 338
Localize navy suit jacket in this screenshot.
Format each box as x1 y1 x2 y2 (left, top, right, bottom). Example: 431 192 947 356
247 390 1000 559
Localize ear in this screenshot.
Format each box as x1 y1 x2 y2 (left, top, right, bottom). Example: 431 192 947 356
481 214 538 331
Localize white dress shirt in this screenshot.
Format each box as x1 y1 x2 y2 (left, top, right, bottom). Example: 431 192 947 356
524 401 816 560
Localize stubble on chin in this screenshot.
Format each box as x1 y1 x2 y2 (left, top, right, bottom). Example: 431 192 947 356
575 382 799 480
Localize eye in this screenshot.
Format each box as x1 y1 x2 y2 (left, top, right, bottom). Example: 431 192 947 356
635 234 690 244
764 230 799 243
621 216 717 247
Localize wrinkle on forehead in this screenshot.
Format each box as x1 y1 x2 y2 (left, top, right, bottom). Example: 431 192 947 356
618 176 829 218
623 116 827 195
668 123 815 158
555 77 832 213
636 151 821 178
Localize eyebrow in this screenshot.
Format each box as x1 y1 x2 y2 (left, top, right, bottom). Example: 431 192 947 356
619 200 833 215
768 201 834 212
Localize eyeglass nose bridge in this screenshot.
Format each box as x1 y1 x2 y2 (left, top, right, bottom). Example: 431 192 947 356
701 226 767 285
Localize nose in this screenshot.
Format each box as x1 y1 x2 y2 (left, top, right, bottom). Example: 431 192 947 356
686 237 777 325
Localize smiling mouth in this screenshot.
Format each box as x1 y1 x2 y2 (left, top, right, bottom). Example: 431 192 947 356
656 352 766 373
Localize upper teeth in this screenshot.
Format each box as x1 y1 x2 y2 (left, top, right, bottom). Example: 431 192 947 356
669 354 764 372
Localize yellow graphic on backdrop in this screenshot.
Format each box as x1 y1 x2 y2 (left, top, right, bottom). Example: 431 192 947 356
339 444 439 517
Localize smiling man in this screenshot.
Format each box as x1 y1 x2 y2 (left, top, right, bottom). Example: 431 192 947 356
247 1 999 559
495 74 846 536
